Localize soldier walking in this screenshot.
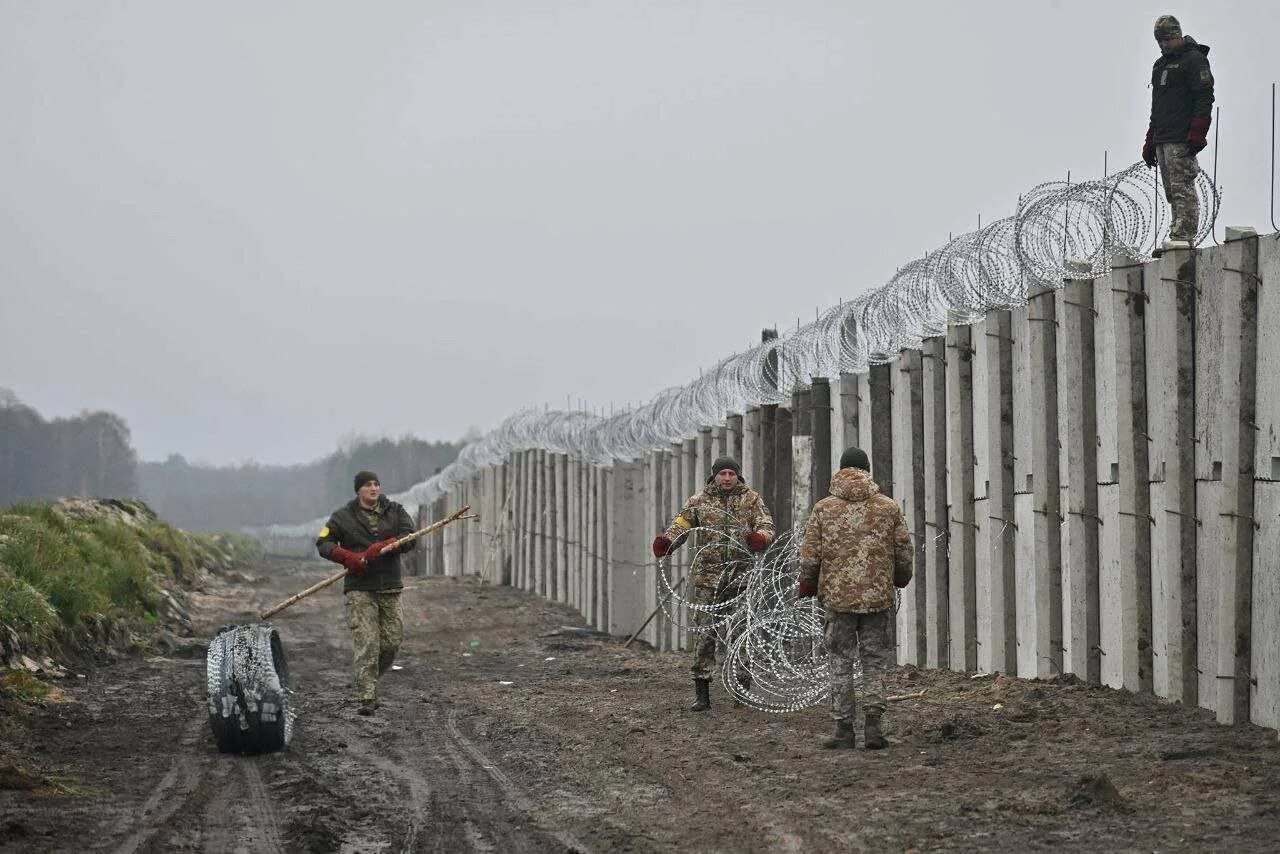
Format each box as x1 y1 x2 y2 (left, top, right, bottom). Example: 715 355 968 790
1142 14 1214 254
797 448 912 749
316 471 418 716
652 457 774 712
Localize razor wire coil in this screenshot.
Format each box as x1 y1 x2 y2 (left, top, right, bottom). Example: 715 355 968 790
265 161 1218 539
256 161 1221 714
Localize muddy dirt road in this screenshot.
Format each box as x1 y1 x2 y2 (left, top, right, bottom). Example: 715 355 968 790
3 556 1280 852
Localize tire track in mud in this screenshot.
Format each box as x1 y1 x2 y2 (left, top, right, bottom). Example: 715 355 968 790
239 760 286 854
357 742 435 851
440 708 593 854
109 723 286 854
109 717 207 854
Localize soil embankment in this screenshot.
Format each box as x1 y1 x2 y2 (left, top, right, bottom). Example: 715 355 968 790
3 556 1280 852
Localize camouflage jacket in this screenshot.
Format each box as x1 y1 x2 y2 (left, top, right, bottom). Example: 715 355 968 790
662 481 774 589
798 468 912 613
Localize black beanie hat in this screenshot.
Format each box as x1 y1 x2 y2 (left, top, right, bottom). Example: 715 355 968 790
839 447 871 472
354 470 380 492
707 456 743 483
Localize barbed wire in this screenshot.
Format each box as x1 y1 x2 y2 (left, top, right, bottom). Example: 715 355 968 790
263 161 1218 537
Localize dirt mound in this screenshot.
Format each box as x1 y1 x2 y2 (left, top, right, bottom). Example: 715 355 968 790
1067 771 1128 810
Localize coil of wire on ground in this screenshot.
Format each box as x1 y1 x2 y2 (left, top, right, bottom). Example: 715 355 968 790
264 161 1219 540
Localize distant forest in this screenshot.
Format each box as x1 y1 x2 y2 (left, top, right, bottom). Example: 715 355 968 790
139 436 462 531
0 389 463 531
0 389 138 504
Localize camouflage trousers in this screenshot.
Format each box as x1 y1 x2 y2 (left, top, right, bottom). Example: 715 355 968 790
1157 142 1201 242
345 590 404 702
687 572 749 680
825 609 892 721
688 583 722 680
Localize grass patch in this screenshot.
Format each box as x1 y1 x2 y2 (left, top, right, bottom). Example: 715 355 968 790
0 499 260 660
0 570 57 641
1 670 51 701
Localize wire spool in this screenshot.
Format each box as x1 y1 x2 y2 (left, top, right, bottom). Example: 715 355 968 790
206 623 295 754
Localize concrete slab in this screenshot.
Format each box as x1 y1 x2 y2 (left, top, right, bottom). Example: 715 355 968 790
981 311 1017 675
1195 243 1229 711
792 436 813 531
946 324 978 671
921 336 950 668
1056 279 1100 683
892 350 926 665
1028 286 1063 678
1252 482 1280 731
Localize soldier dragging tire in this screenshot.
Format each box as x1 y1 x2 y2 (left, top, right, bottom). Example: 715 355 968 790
316 470 420 716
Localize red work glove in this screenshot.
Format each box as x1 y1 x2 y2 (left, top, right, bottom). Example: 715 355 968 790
1142 126 1156 168
652 535 673 558
363 537 399 562
745 530 769 553
1187 115 1211 154
330 545 367 576
796 579 818 599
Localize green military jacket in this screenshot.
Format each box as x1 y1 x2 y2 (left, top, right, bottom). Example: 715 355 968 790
316 496 417 593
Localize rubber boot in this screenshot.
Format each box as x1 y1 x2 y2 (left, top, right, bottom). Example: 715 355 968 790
733 671 753 708
822 718 856 749
689 678 711 712
864 710 886 750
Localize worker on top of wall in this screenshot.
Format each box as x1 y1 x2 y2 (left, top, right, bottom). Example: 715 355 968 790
797 447 913 749
316 470 418 716
1142 14 1214 255
653 456 774 712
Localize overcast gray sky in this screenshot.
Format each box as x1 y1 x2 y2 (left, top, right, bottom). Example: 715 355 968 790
3 1 1276 465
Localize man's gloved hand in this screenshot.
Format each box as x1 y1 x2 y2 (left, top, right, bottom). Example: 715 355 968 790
796 579 818 599
1142 126 1156 168
745 530 769 553
330 545 368 576
652 535 673 558
363 537 399 562
1187 115 1211 154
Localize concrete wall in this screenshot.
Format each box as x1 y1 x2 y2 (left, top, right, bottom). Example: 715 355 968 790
447 230 1276 733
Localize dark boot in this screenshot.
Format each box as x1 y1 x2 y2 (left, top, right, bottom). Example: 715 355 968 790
733 671 753 708
689 678 711 712
864 711 886 749
822 718 856 749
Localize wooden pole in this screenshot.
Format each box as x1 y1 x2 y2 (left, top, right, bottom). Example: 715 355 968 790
260 505 472 620
625 574 687 649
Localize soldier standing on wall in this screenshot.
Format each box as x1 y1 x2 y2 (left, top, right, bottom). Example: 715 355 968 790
1142 14 1214 255
316 471 418 716
797 448 913 750
652 457 774 712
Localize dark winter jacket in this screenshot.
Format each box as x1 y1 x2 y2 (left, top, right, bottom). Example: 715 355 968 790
1149 37 1214 143
316 496 417 593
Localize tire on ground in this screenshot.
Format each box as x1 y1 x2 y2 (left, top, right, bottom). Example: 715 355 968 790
206 622 294 754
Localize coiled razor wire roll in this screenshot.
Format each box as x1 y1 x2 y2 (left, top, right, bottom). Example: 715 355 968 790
207 623 295 753
652 528 876 714
259 162 1217 711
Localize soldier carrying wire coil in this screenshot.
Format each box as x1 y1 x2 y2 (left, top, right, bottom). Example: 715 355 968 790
652 456 775 712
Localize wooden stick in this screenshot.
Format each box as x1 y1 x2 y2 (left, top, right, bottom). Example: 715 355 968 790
261 567 348 620
260 505 473 620
390 504 472 550
624 574 687 649
886 689 927 702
